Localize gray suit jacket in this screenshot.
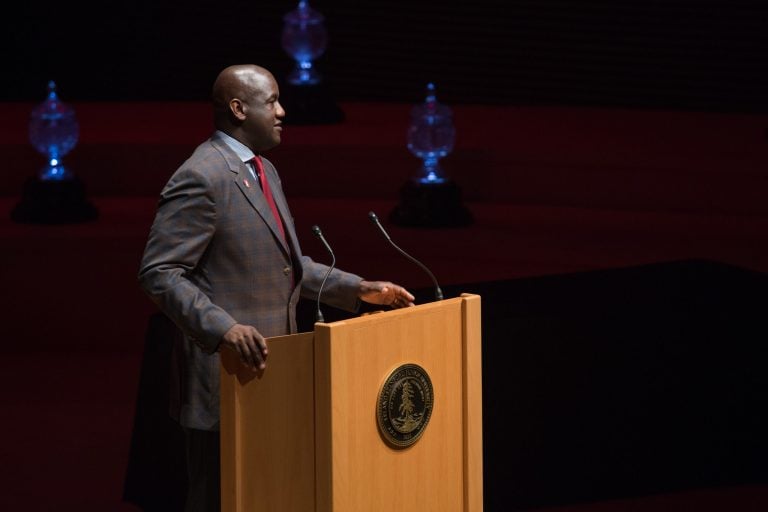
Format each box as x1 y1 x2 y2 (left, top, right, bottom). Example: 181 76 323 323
139 137 362 430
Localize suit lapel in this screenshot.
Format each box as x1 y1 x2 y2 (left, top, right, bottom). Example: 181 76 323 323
212 138 292 256
235 172 288 255
235 173 290 255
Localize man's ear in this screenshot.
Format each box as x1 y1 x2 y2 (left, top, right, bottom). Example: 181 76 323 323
229 98 246 121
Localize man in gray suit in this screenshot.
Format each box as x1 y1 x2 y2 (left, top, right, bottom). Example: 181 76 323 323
138 64 415 512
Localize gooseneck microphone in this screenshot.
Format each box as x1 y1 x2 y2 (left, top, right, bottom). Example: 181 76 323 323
311 225 336 322
367 211 444 301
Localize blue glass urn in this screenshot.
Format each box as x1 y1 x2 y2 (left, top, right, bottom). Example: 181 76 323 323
29 80 79 181
281 1 327 85
406 83 455 184
390 82 472 227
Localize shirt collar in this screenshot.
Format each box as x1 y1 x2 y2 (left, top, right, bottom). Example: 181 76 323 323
213 130 255 164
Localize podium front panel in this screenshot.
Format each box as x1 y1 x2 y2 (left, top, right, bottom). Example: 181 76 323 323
314 298 472 511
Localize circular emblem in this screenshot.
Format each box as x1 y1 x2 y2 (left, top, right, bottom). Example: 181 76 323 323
377 363 434 448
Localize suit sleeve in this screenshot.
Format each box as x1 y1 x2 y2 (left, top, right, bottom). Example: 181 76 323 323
138 167 236 352
299 255 363 313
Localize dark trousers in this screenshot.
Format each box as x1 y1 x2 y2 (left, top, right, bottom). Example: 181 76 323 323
183 427 221 512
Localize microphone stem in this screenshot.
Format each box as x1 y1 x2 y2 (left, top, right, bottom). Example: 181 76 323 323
312 225 335 322
368 212 443 301
317 257 334 322
387 238 443 301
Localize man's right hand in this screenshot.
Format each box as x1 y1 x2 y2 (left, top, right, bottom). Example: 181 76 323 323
220 324 268 370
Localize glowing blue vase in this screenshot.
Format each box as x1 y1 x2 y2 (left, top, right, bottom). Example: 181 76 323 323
407 83 455 184
29 81 79 181
391 83 471 227
281 1 327 85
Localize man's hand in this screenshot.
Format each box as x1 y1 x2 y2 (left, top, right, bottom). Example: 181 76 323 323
220 323 268 370
358 280 415 309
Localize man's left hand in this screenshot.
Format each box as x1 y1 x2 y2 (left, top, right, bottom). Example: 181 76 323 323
358 280 416 309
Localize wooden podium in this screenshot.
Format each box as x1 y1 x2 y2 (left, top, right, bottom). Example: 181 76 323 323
220 294 483 512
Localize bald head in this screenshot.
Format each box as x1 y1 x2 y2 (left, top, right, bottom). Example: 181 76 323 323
213 65 272 107
211 64 285 152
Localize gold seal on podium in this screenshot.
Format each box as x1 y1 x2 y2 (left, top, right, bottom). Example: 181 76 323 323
377 363 434 448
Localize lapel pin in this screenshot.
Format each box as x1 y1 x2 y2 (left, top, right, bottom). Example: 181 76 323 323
244 178 251 188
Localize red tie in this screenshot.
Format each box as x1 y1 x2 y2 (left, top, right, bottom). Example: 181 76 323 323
252 156 287 244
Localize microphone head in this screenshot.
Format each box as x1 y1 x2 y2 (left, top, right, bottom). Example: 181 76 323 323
368 211 379 224
311 225 322 237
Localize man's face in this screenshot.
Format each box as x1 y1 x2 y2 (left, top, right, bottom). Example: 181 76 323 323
243 73 285 152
